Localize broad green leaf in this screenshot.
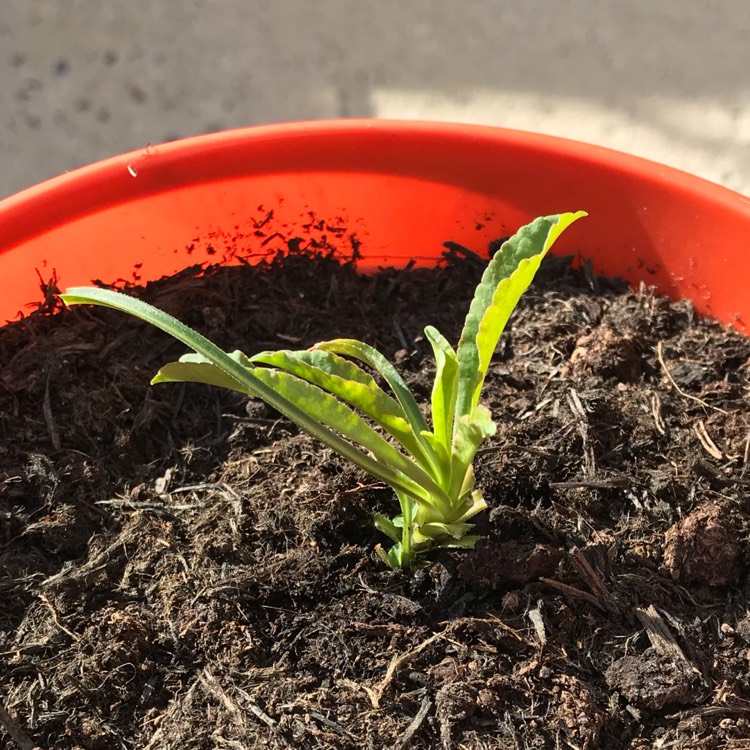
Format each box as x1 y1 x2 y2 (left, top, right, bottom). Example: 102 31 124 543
424 325 459 454
374 513 401 544
413 521 474 542
61 287 432 505
448 407 496 500
250 349 432 469
455 212 586 419
313 339 429 434
153 351 254 393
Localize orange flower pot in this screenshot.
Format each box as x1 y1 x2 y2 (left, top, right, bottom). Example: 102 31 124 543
1 120 750 331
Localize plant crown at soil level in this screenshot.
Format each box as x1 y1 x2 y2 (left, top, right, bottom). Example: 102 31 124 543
61 212 585 570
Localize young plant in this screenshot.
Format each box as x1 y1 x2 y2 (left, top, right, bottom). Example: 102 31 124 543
61 212 585 570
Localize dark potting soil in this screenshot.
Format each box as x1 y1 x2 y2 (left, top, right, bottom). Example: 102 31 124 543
1 233 749 750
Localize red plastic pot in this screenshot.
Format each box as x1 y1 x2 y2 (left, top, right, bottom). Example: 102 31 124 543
1 120 750 331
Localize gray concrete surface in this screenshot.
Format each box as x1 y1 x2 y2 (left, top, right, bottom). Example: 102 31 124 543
1 1 749 199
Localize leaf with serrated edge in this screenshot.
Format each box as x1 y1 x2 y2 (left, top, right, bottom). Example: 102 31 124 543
250 349 432 470
249 367 450 512
313 339 429 434
455 212 586 419
62 211 586 571
253 348 379 387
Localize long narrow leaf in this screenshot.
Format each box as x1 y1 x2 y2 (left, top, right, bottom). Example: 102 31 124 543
61 288 435 503
253 348 379 387
153 351 254 392
423 325 459 455
251 350 405 425
454 212 586 419
155 358 445 506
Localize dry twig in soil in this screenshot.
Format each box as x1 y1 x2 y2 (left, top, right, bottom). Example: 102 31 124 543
0 702 41 750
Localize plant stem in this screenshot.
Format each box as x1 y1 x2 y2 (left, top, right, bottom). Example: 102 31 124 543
397 491 415 569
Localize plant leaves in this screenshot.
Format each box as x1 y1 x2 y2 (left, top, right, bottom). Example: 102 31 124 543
252 348 379 388
448 406 496 500
248 367 450 509
424 325 459 456
374 513 402 544
250 349 432 469
153 351 254 393
61 287 435 505
413 521 474 541
313 339 429 434
455 212 586 419
63 211 583 572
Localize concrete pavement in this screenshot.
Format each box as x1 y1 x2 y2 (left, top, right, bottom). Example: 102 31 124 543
1 0 748 199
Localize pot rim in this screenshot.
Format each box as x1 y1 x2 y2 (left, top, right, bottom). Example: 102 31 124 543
3 120 749 247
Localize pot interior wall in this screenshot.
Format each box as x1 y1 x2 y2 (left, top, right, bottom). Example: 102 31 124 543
1 122 749 331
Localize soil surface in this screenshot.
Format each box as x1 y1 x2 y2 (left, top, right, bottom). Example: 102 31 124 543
1 229 750 749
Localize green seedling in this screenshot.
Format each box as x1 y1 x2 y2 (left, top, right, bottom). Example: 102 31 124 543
62 212 585 570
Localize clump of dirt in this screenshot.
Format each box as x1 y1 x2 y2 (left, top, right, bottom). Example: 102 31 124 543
458 539 563 589
567 324 644 383
1 229 750 749
606 648 701 710
552 674 607 747
663 502 743 586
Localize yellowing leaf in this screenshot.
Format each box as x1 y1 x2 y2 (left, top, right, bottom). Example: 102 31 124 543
455 212 586 419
